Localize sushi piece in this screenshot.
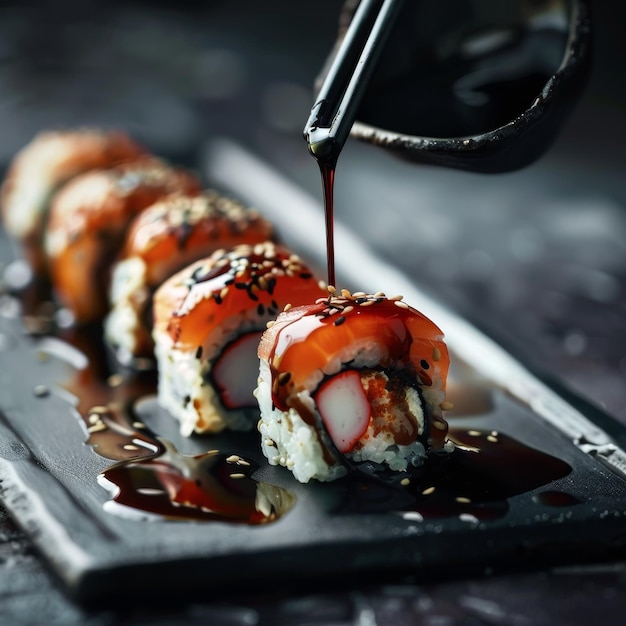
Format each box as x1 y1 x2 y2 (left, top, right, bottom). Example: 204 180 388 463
45 157 201 324
255 289 452 483
105 192 275 364
152 242 327 436
1 129 145 275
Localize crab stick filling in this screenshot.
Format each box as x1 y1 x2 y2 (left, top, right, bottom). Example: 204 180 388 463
260 290 450 455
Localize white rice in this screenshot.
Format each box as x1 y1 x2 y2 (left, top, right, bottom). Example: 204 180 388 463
153 310 267 436
104 256 148 364
255 340 445 483
255 359 347 483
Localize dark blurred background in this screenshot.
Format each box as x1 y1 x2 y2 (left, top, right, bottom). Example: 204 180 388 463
1 2 626 623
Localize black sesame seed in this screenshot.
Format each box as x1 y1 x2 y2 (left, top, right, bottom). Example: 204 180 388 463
420 359 430 370
213 293 222 305
195 346 203 359
278 372 291 386
257 303 265 315
235 282 247 290
334 315 346 326
299 272 312 279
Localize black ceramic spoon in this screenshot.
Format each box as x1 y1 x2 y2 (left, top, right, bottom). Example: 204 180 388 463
310 0 591 173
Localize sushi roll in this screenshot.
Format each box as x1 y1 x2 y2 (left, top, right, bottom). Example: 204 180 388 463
152 242 327 436
255 289 452 483
45 157 201 324
105 192 275 364
1 129 145 275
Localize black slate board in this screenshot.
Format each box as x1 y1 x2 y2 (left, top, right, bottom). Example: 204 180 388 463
1 149 626 605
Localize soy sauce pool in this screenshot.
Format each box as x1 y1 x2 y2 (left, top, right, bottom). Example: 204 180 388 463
6 267 575 526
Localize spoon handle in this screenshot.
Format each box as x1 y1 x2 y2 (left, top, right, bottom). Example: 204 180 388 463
303 0 404 163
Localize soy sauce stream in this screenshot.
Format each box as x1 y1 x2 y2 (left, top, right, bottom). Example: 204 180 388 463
320 158 336 286
304 0 404 285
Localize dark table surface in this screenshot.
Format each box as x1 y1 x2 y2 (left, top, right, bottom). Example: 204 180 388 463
1 0 626 623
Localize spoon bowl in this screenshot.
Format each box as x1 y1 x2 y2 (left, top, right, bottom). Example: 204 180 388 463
326 0 592 172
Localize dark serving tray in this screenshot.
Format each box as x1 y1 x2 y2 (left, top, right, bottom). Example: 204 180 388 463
1 143 626 606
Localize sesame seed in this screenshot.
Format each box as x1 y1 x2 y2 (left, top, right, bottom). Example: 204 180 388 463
327 285 336 294
468 430 481 437
359 299 375 306
432 419 447 431
87 423 107 433
283 303 292 312
432 347 441 361
455 496 471 504
400 477 410 486
352 291 366 298
343 305 354 314
230 473 246 479
389 294 403 301
88 413 101 424
266 320 275 328
132 421 146 429
123 444 139 451
107 374 123 387
341 288 352 299
487 435 498 443
334 315 346 326
226 455 241 463
422 486 436 495
393 300 409 309
33 385 50 398
440 401 454 411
